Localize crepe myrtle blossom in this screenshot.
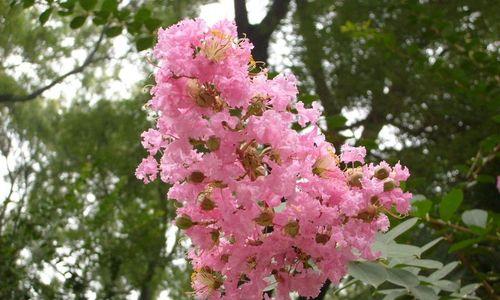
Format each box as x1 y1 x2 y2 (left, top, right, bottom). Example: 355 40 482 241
136 19 412 299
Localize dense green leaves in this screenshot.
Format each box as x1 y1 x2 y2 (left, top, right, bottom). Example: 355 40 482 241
79 0 97 11
439 188 463 221
69 15 86 29
3 0 498 298
136 36 155 51
105 26 122 37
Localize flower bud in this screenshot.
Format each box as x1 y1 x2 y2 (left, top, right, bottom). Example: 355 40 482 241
188 171 206 183
283 220 300 237
175 215 194 229
211 230 220 244
348 172 363 188
383 178 396 192
200 197 216 211
206 136 221 151
374 166 390 180
220 254 229 263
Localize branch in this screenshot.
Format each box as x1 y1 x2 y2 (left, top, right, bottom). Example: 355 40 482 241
258 0 292 38
234 0 250 34
295 0 336 115
425 217 499 242
234 0 291 63
0 29 107 103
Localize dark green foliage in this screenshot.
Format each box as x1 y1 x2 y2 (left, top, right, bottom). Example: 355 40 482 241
1 0 499 299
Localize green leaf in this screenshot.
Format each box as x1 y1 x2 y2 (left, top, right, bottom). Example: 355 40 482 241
134 7 151 23
386 244 421 258
101 0 118 12
448 238 482 253
381 218 418 242
145 17 161 32
429 261 459 280
22 0 35 8
115 8 131 21
387 268 419 288
105 26 122 37
79 0 97 11
39 8 53 25
439 188 463 221
299 94 316 105
432 280 459 292
476 174 495 184
457 283 480 295
136 36 155 51
70 16 87 29
462 209 488 228
399 258 443 269
410 285 438 300
380 289 407 300
420 237 443 254
58 10 74 16
348 261 387 287
411 199 432 218
60 0 76 9
326 114 347 129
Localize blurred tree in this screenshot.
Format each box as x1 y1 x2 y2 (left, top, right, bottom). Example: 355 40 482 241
1 0 499 299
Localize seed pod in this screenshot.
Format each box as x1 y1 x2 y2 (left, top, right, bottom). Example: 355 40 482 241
176 215 194 230
283 220 300 237
188 171 206 183
348 172 363 188
374 166 390 180
200 197 216 211
254 208 274 226
211 230 220 244
383 178 396 192
206 136 221 151
315 233 330 244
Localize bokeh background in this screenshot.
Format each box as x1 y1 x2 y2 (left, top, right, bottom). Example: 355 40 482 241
0 0 498 299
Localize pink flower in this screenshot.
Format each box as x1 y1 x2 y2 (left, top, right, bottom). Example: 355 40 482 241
141 129 165 155
340 144 366 164
136 19 412 299
135 156 158 184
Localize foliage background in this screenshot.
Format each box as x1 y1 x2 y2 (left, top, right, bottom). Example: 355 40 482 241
0 0 498 299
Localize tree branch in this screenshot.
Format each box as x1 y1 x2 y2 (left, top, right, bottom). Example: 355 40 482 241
0 29 107 103
234 0 291 63
259 0 291 38
234 0 250 34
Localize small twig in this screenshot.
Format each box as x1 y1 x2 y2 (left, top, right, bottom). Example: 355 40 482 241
425 217 499 241
0 28 108 103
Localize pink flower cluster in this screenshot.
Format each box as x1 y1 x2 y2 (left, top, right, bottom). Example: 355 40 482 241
136 19 412 299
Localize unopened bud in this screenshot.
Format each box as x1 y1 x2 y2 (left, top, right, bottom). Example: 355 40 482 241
374 167 390 180
220 254 229 263
211 230 220 244
200 196 216 211
315 233 330 245
206 136 221 151
383 178 396 192
283 220 300 237
188 171 206 183
175 215 194 230
348 172 363 188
